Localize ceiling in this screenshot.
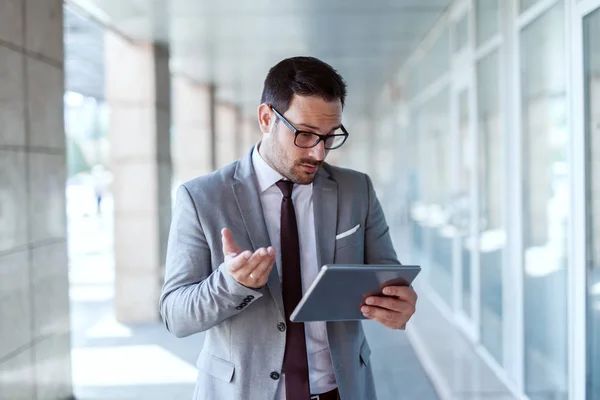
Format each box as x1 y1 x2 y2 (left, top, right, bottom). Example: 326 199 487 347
64 0 451 117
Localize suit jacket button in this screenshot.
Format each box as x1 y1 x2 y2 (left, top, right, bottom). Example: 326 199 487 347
270 372 280 380
248 295 255 300
277 322 286 332
236 306 243 310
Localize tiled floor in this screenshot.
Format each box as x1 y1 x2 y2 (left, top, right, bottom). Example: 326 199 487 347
364 320 440 400
406 285 519 400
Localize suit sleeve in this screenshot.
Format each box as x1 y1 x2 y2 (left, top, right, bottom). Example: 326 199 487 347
159 184 264 338
364 174 401 265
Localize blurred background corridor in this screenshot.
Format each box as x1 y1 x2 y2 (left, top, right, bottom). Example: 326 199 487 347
0 0 599 399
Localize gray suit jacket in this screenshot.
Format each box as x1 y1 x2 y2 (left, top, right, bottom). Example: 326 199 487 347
159 148 400 400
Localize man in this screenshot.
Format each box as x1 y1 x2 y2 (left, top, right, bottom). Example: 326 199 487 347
159 56 417 400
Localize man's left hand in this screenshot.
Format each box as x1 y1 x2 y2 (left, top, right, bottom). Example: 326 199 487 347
361 286 417 329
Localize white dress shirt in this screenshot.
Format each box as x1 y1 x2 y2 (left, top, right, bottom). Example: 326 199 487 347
251 145 337 398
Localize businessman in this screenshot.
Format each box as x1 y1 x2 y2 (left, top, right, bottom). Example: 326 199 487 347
159 56 417 400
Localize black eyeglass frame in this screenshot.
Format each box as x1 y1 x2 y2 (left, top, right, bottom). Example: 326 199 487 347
270 106 349 150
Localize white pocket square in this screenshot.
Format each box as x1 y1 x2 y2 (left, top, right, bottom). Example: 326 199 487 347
336 224 360 240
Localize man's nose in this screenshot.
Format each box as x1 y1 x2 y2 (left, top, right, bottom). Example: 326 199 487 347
309 140 326 161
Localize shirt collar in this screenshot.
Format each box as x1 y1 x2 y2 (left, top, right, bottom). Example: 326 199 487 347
252 142 285 193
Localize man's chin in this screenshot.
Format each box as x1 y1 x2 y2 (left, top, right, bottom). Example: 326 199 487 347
296 176 315 185
289 169 317 185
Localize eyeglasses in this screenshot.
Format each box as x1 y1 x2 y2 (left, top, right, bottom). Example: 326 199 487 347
270 106 349 150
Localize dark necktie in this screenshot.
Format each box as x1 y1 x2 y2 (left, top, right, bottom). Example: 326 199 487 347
276 180 311 400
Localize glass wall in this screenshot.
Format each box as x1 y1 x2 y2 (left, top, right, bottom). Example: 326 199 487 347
584 7 600 399
455 14 469 52
457 89 473 317
521 0 542 13
383 0 600 398
520 2 568 398
409 88 452 306
424 89 452 305
476 0 500 45
405 27 452 306
407 31 450 101
477 49 504 365
408 107 426 257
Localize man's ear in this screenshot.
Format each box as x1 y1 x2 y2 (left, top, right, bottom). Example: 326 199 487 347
258 104 274 134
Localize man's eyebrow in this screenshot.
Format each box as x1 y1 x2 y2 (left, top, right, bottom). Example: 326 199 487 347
298 123 342 132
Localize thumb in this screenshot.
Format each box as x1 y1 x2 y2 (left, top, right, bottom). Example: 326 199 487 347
221 228 242 256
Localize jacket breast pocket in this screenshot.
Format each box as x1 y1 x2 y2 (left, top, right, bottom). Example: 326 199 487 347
335 223 362 251
334 224 364 265
196 352 235 383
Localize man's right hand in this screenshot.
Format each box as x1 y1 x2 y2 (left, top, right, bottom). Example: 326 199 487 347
221 228 275 289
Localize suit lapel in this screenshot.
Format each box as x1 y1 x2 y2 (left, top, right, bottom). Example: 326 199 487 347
313 166 338 270
232 149 285 319
315 167 342 358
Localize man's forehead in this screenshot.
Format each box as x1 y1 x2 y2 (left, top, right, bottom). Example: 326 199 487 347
288 96 342 120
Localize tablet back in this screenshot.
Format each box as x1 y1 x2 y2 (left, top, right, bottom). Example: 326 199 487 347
290 264 421 322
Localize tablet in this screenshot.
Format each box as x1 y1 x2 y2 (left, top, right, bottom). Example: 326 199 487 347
290 264 421 322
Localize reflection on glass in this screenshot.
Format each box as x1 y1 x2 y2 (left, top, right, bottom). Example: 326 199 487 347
458 90 472 318
476 0 499 46
477 50 504 365
455 14 469 52
584 7 600 399
520 3 568 398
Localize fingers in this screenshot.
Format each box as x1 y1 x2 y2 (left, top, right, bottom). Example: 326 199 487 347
364 296 412 313
362 289 417 330
236 247 275 277
361 305 409 330
227 246 276 289
228 250 253 271
222 228 243 257
381 286 418 306
247 247 276 280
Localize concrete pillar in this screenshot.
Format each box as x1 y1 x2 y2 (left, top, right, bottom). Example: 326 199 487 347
0 1 73 399
240 116 258 157
172 77 214 184
105 32 172 323
215 102 239 168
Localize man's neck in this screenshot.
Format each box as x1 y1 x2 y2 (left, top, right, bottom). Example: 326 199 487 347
256 142 278 175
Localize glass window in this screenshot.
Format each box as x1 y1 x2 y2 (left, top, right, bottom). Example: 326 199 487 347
412 28 451 98
458 90 472 318
454 14 469 52
426 29 451 85
477 50 504 365
476 0 500 46
407 65 420 101
409 108 426 256
520 3 568 397
412 89 452 305
583 7 600 400
520 0 540 13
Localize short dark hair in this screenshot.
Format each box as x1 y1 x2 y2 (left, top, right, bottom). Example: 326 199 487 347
260 56 347 114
